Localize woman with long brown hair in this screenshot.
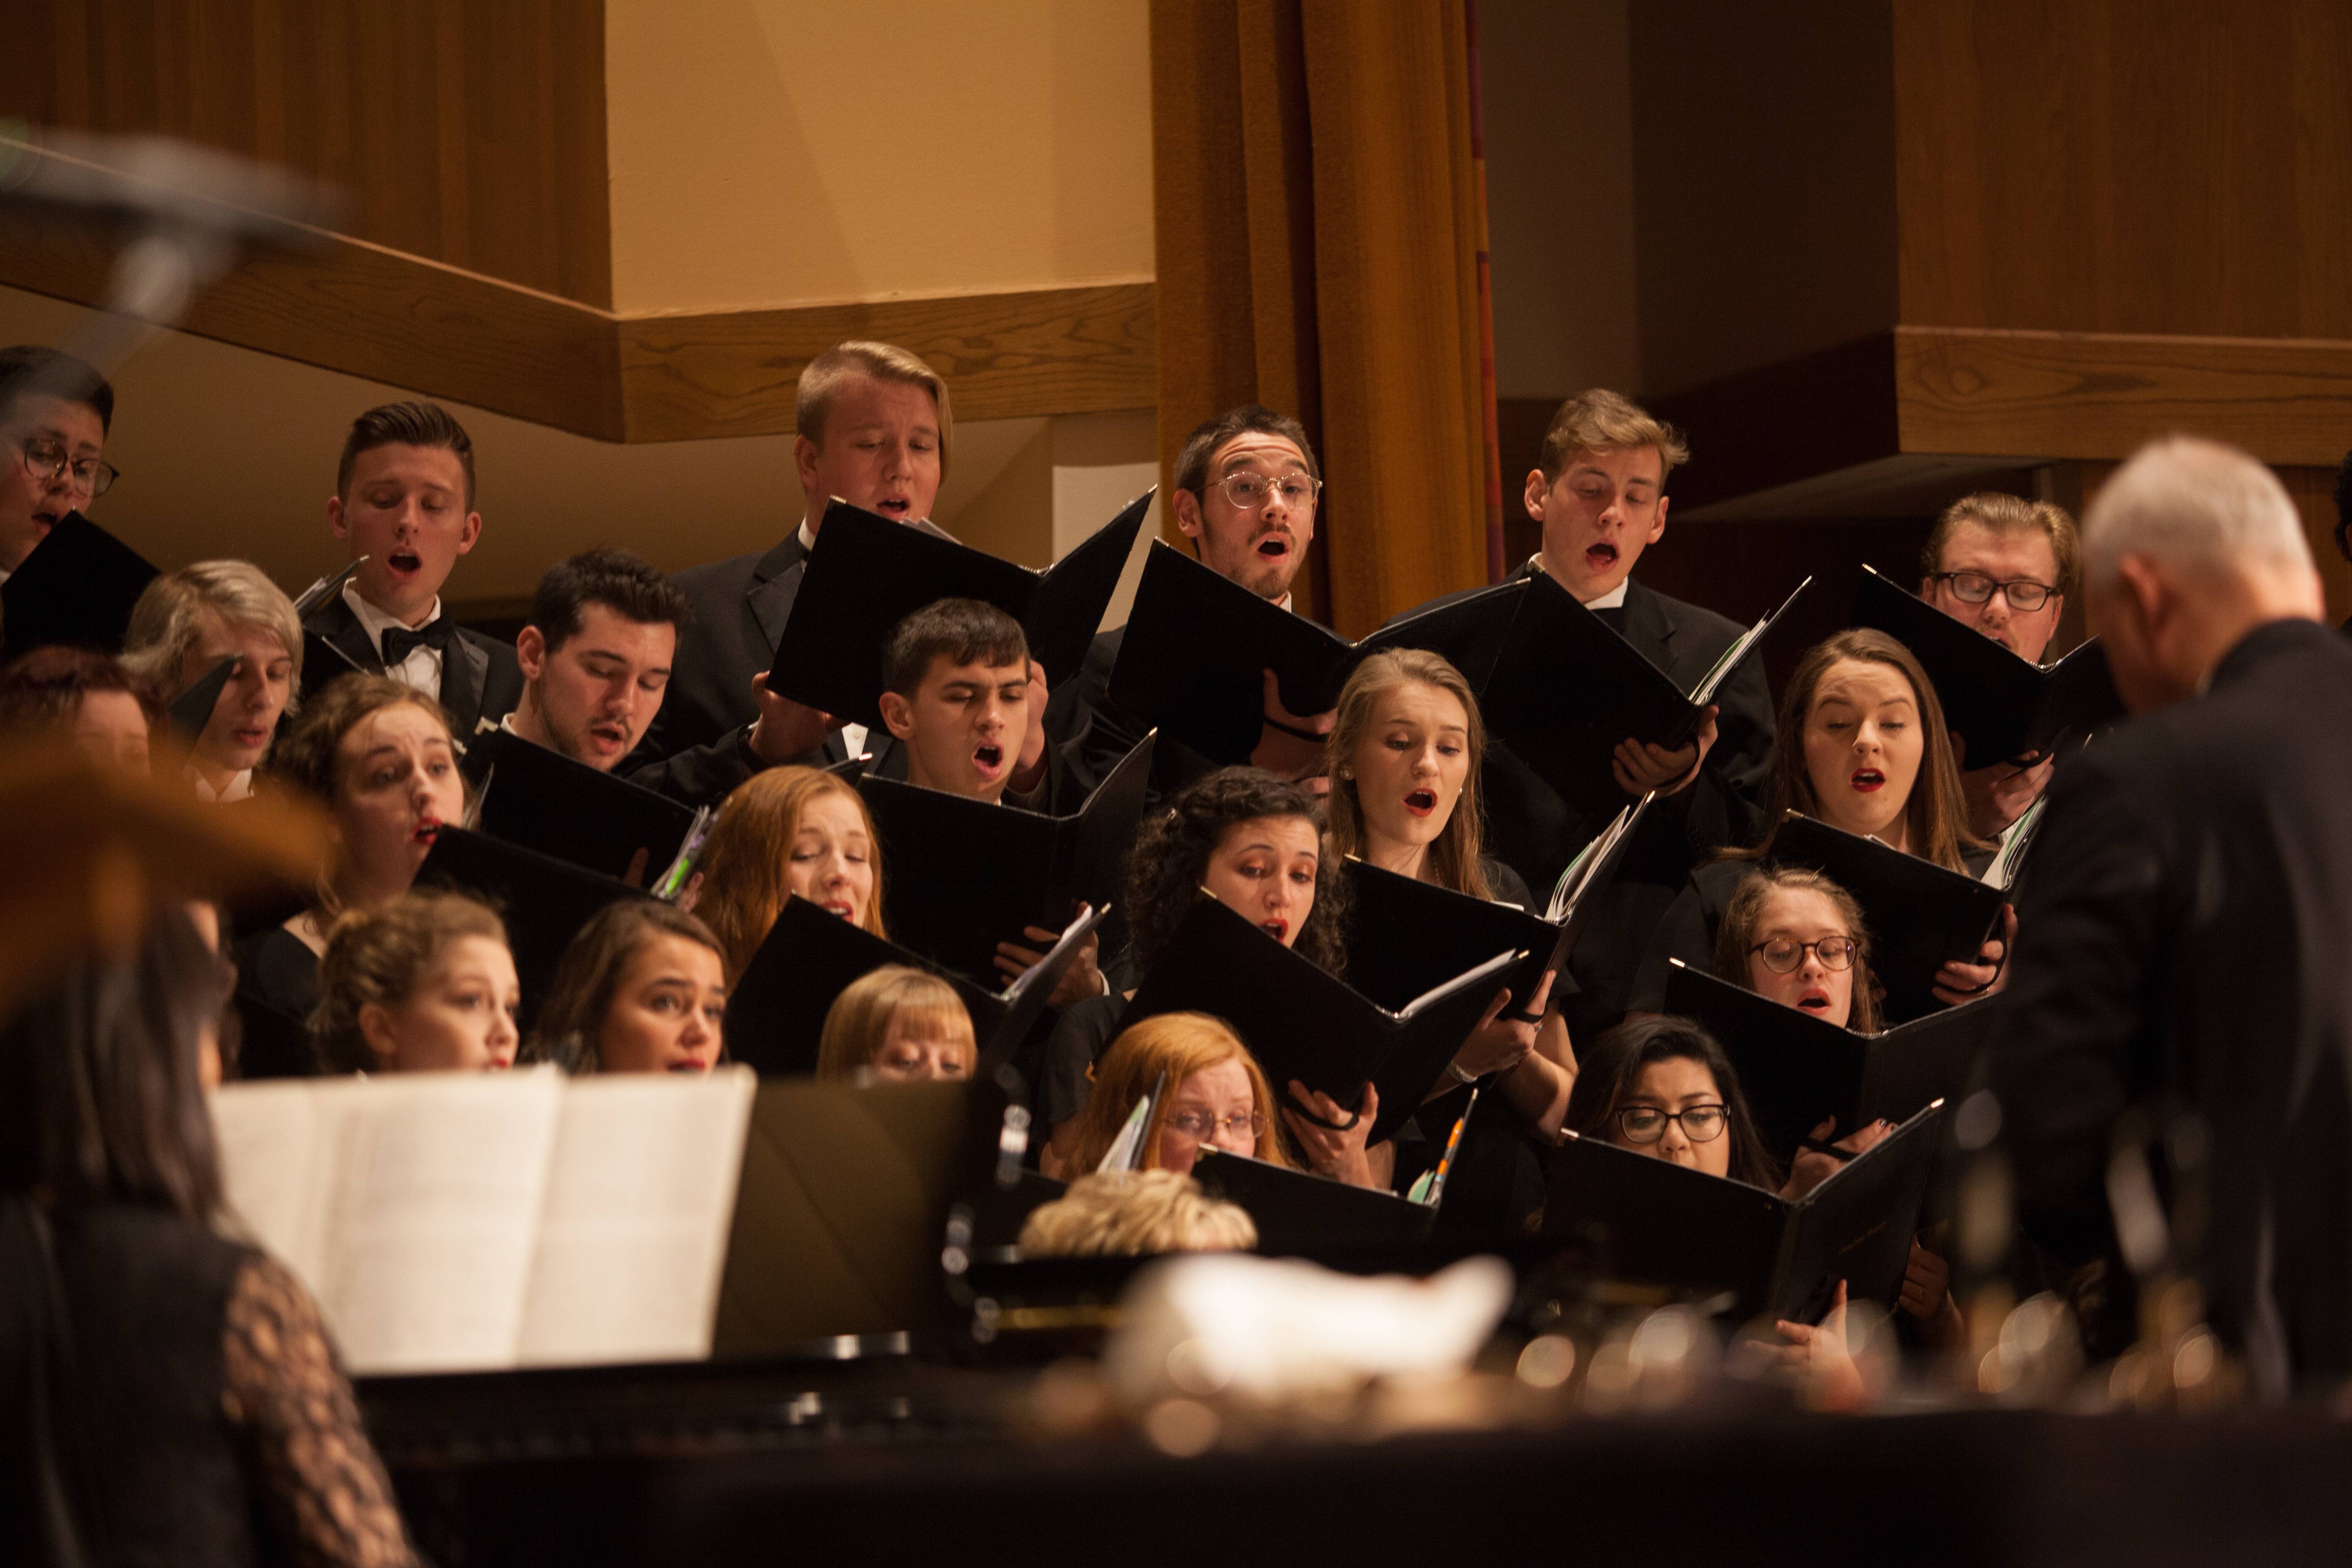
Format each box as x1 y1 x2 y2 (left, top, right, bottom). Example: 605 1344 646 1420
1713 864 1882 1035
1630 629 2005 1013
524 900 730 1074
689 765 884 979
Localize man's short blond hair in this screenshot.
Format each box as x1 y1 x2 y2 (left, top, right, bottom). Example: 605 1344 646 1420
1921 493 2081 596
120 559 305 712
794 340 953 478
1016 1169 1257 1258
1537 389 1690 486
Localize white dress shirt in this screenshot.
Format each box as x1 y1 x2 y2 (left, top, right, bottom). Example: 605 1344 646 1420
343 580 446 700
189 766 253 803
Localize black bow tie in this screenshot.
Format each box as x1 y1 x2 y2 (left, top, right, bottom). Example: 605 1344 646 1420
380 619 455 666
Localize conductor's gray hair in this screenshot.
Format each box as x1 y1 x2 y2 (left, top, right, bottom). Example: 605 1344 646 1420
2082 436 2312 591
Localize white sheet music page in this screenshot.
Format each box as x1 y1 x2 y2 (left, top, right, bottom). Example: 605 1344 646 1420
315 1067 566 1374
515 1065 757 1367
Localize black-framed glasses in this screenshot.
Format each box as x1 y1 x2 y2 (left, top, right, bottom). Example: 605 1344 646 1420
1749 935 1858 974
20 436 121 500
1614 1104 1728 1144
1929 570 2055 612
1164 1108 1265 1142
1215 470 1321 512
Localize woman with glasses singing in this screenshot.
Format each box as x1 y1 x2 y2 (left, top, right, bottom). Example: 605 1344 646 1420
1561 1016 1782 1189
1060 1011 1380 1189
1714 865 1880 1033
1630 629 2004 1014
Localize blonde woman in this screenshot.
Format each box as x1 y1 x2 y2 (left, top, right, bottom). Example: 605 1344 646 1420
312 890 519 1074
120 559 304 802
815 965 975 1082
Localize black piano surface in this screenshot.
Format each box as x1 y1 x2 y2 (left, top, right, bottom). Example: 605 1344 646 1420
367 1344 2352 1568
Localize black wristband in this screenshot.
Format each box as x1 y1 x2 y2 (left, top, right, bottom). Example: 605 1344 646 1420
1262 713 1326 743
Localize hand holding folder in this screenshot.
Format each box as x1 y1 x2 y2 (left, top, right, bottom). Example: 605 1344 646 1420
1119 893 1519 1144
767 492 1153 727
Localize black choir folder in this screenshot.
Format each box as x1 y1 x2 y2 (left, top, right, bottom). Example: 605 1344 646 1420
1481 572 1809 817
0 509 158 658
166 655 241 741
1545 1101 1944 1325
1852 564 2124 765
1765 812 2007 1024
415 827 650 1029
467 727 697 885
724 895 1104 1078
857 730 1153 985
1663 961 1994 1168
1340 794 1653 1014
1109 541 1530 763
767 491 1154 727
1191 1147 1437 1254
1119 894 1518 1143
209 1066 758 1374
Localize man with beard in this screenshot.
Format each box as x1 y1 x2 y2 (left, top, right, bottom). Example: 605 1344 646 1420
1044 404 1337 795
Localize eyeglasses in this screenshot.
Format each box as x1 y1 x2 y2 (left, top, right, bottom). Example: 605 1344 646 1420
1163 1108 1265 1142
1614 1104 1728 1144
1215 470 1322 512
1749 935 1858 974
20 436 121 500
1929 570 2055 612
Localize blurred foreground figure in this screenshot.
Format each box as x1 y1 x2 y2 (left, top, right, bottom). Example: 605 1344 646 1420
1990 436 2349 1400
0 745 414 1563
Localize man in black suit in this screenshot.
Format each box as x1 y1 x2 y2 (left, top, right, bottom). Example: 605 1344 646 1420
1989 435 2348 1400
638 341 952 778
1043 404 1337 795
304 402 523 743
1402 390 1776 1030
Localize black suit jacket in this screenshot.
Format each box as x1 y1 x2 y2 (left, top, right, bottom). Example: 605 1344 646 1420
1043 622 1231 800
1396 568 1777 1031
1990 619 2352 1398
302 593 523 745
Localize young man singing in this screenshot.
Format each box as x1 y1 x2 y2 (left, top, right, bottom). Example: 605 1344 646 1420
308 401 523 740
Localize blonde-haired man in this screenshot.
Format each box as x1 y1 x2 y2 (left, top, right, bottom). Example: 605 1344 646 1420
1397 389 1776 1038
1991 436 2347 1400
642 340 953 773
1917 491 2081 836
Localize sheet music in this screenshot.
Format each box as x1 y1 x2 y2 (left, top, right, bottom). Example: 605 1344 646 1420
516 1067 756 1367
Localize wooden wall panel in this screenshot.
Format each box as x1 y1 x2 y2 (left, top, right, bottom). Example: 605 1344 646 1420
1895 0 2352 339
617 284 1158 442
0 0 612 308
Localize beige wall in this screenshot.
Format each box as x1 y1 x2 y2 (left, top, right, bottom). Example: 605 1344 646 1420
0 287 1142 613
1479 0 1642 400
605 0 1156 315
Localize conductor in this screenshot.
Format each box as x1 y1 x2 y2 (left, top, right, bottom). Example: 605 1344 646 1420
1989 435 2351 1400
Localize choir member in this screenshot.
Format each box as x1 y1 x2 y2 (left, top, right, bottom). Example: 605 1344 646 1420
1562 1016 1783 1189
496 547 763 807
1400 390 1777 1039
1036 766 1348 1168
1630 629 2002 1012
1991 435 2352 1400
1017 1169 1258 1257
1045 404 1336 794
307 401 523 742
311 891 520 1073
1326 647 1574 1145
0 645 158 771
1062 1012 1380 1190
232 677 468 1023
1917 493 2081 836
1713 865 1882 1033
0 906 418 1565
692 764 886 977
648 340 952 773
815 965 976 1083
120 560 303 802
0 343 116 579
525 902 729 1074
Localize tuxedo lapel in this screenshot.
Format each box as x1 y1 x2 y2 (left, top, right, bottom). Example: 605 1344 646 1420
744 535 810 654
1618 580 1679 678
306 595 387 676
439 631 491 740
